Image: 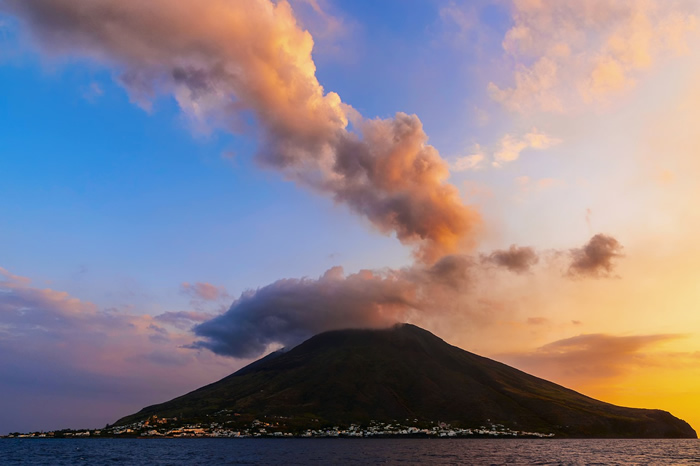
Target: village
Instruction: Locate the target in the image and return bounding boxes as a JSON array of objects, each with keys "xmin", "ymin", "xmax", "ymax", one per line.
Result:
[{"xmin": 3, "ymin": 414, "xmax": 555, "ymax": 439}]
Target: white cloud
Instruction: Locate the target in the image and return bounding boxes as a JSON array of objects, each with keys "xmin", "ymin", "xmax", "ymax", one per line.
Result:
[
  {"xmin": 493, "ymin": 129, "xmax": 561, "ymax": 167},
  {"xmin": 490, "ymin": 0, "xmax": 699, "ymax": 113},
  {"xmin": 452, "ymin": 152, "xmax": 484, "ymax": 172}
]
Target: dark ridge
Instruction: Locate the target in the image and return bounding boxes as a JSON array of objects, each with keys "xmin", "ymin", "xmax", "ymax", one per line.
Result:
[{"xmin": 116, "ymin": 324, "xmax": 696, "ymax": 438}]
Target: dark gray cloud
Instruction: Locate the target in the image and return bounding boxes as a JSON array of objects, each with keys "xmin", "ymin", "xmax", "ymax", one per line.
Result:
[
  {"xmin": 191, "ymin": 267, "xmax": 417, "ymax": 358},
  {"xmin": 192, "ymin": 257, "xmax": 475, "ymax": 358},
  {"xmin": 482, "ymin": 245, "xmax": 539, "ymax": 273},
  {"xmin": 568, "ymin": 233, "xmax": 623, "ymax": 278},
  {"xmin": 191, "ymin": 235, "xmax": 626, "ymax": 360}
]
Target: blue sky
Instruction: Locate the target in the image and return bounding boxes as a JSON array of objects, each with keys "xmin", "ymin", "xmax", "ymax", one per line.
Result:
[
  {"xmin": 1, "ymin": 0, "xmax": 509, "ymax": 315},
  {"xmin": 1, "ymin": 49, "xmax": 403, "ymax": 310},
  {"xmin": 2, "ymin": 0, "xmax": 700, "ymax": 435}
]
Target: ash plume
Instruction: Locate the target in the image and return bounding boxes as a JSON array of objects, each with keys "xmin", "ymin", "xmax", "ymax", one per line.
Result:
[
  {"xmin": 4, "ymin": 0, "xmax": 479, "ymax": 263},
  {"xmin": 568, "ymin": 234, "xmax": 623, "ymax": 278},
  {"xmin": 192, "ymin": 257, "xmax": 474, "ymax": 358},
  {"xmin": 192, "ymin": 234, "xmax": 625, "ymax": 359},
  {"xmin": 482, "ymin": 245, "xmax": 539, "ymax": 273},
  {"xmin": 3, "ymin": 2, "xmax": 631, "ymax": 361}
]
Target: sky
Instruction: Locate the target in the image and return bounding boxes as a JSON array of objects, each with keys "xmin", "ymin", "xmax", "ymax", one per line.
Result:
[{"xmin": 1, "ymin": 0, "xmax": 700, "ymax": 435}]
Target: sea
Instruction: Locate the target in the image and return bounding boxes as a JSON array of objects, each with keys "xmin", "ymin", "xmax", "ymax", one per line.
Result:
[{"xmin": 1, "ymin": 438, "xmax": 698, "ymax": 465}]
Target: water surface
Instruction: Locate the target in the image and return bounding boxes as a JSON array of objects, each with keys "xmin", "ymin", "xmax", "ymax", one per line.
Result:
[{"xmin": 1, "ymin": 438, "xmax": 699, "ymax": 465}]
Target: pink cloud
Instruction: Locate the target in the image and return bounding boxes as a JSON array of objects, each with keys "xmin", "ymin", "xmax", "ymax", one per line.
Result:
[
  {"xmin": 0, "ymin": 267, "xmax": 237, "ymax": 434},
  {"xmin": 180, "ymin": 282, "xmax": 228, "ymax": 301},
  {"xmin": 490, "ymin": 0, "xmax": 699, "ymax": 112}
]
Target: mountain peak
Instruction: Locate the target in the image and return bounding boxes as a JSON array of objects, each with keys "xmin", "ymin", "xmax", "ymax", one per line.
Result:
[{"xmin": 116, "ymin": 324, "xmax": 696, "ymax": 438}]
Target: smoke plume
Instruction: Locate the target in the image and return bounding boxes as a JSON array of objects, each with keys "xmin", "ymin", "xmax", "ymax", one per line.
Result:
[
  {"xmin": 4, "ymin": 0, "xmax": 479, "ymax": 263},
  {"xmin": 192, "ymin": 257, "xmax": 474, "ymax": 358},
  {"xmin": 568, "ymin": 233, "xmax": 623, "ymax": 278},
  {"xmin": 482, "ymin": 245, "xmax": 539, "ymax": 274},
  {"xmin": 3, "ymin": 2, "xmax": 630, "ymax": 360},
  {"xmin": 192, "ymin": 234, "xmax": 623, "ymax": 358}
]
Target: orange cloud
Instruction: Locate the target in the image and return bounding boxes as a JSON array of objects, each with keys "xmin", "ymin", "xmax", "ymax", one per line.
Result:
[
  {"xmin": 460, "ymin": 129, "xmax": 561, "ymax": 171},
  {"xmin": 490, "ymin": 0, "xmax": 699, "ymax": 112},
  {"xmin": 500, "ymin": 333, "xmax": 684, "ymax": 381},
  {"xmin": 5, "ymin": 0, "xmax": 480, "ymax": 263},
  {"xmin": 494, "ymin": 129, "xmax": 561, "ymax": 166}
]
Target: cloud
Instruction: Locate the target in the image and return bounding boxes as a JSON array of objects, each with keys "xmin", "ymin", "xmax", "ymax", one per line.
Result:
[
  {"xmin": 0, "ymin": 266, "xmax": 234, "ymax": 434},
  {"xmin": 81, "ymin": 81, "xmax": 103, "ymax": 102},
  {"xmin": 0, "ymin": 267, "xmax": 209, "ymax": 364},
  {"xmin": 568, "ymin": 233, "xmax": 624, "ymax": 278},
  {"xmin": 452, "ymin": 151, "xmax": 484, "ymax": 172},
  {"xmin": 3, "ymin": 0, "xmax": 480, "ymax": 263},
  {"xmin": 331, "ymin": 113, "xmax": 482, "ymax": 262},
  {"xmin": 288, "ymin": 0, "xmax": 350, "ymax": 57},
  {"xmin": 439, "ymin": 1, "xmax": 478, "ymax": 42},
  {"xmin": 515, "ymin": 176, "xmax": 564, "ymax": 195},
  {"xmin": 526, "ymin": 317, "xmax": 549, "ymax": 325},
  {"xmin": 490, "ymin": 0, "xmax": 699, "ymax": 112},
  {"xmin": 0, "ymin": 266, "xmax": 31, "ymax": 286},
  {"xmin": 438, "ymin": 1, "xmax": 499, "ymax": 52},
  {"xmin": 0, "ymin": 267, "xmax": 99, "ymax": 328},
  {"xmin": 489, "ymin": 57, "xmax": 563, "ymax": 113},
  {"xmin": 500, "ymin": 333, "xmax": 684, "ymax": 381},
  {"xmin": 191, "ymin": 232, "xmax": 624, "ymax": 359},
  {"xmin": 493, "ymin": 129, "xmax": 561, "ymax": 166},
  {"xmin": 482, "ymin": 245, "xmax": 539, "ymax": 274},
  {"xmin": 180, "ymin": 282, "xmax": 228, "ymax": 301},
  {"xmin": 154, "ymin": 310, "xmax": 214, "ymax": 330},
  {"xmin": 459, "ymin": 130, "xmax": 560, "ymax": 171},
  {"xmin": 191, "ymin": 258, "xmax": 475, "ymax": 358}
]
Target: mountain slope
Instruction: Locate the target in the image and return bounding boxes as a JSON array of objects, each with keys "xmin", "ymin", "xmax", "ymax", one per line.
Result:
[{"xmin": 116, "ymin": 324, "xmax": 696, "ymax": 438}]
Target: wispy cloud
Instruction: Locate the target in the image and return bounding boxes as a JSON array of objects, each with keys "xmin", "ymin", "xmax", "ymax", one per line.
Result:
[
  {"xmin": 0, "ymin": 266, "xmax": 234, "ymax": 434},
  {"xmin": 81, "ymin": 81, "xmax": 103, "ymax": 103},
  {"xmin": 500, "ymin": 333, "xmax": 685, "ymax": 382},
  {"xmin": 490, "ymin": 0, "xmax": 699, "ymax": 113},
  {"xmin": 453, "ymin": 130, "xmax": 561, "ymax": 172},
  {"xmin": 452, "ymin": 151, "xmax": 485, "ymax": 172},
  {"xmin": 180, "ymin": 282, "xmax": 228, "ymax": 302},
  {"xmin": 493, "ymin": 129, "xmax": 561, "ymax": 167}
]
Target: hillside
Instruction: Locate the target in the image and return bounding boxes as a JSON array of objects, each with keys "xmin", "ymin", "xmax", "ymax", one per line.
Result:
[{"xmin": 115, "ymin": 324, "xmax": 696, "ymax": 438}]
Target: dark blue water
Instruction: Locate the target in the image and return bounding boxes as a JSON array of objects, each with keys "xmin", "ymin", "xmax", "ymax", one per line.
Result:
[{"xmin": 1, "ymin": 438, "xmax": 698, "ymax": 465}]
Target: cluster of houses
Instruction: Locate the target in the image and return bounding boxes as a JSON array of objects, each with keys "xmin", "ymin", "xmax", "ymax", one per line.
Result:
[
  {"xmin": 3, "ymin": 415, "xmax": 555, "ymax": 439},
  {"xmin": 294, "ymin": 423, "xmax": 553, "ymax": 438}
]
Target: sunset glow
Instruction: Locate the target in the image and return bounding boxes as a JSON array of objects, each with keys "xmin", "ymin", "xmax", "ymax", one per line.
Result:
[{"xmin": 1, "ymin": 0, "xmax": 700, "ymax": 435}]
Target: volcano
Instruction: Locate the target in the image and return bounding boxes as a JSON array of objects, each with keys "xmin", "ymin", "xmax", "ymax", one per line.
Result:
[{"xmin": 116, "ymin": 324, "xmax": 696, "ymax": 438}]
